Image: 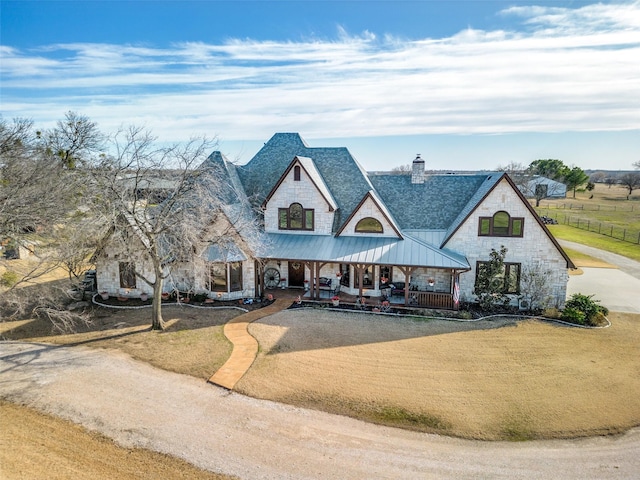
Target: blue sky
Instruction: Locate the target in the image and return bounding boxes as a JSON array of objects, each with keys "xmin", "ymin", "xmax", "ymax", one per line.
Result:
[{"xmin": 1, "ymin": 0, "xmax": 639, "ymax": 171}]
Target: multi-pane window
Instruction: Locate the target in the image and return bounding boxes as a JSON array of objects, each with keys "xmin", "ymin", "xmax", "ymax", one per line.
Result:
[
  {"xmin": 206, "ymin": 262, "xmax": 243, "ymax": 292},
  {"xmin": 355, "ymin": 217, "xmax": 383, "ymax": 233},
  {"xmin": 478, "ymin": 211, "xmax": 524, "ymax": 237},
  {"xmin": 279, "ymin": 203, "xmax": 314, "ymax": 230},
  {"xmin": 355, "ymin": 266, "xmax": 375, "ymax": 288},
  {"xmin": 119, "ymin": 262, "xmax": 136, "ymax": 289},
  {"xmin": 475, "ymin": 261, "xmax": 521, "ymax": 294},
  {"xmin": 207, "ymin": 263, "xmax": 227, "ymax": 292},
  {"xmin": 229, "ymin": 262, "xmax": 243, "ymax": 292}
]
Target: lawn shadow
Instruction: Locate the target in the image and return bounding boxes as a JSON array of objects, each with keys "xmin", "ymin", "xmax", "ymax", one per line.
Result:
[{"xmin": 258, "ymin": 307, "xmax": 520, "ymax": 354}]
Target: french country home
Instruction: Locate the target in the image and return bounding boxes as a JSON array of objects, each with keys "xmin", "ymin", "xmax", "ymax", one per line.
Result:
[{"xmin": 96, "ymin": 133, "xmax": 574, "ymax": 310}]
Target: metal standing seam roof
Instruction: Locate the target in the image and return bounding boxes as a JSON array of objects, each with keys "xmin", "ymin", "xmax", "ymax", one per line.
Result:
[{"xmin": 260, "ymin": 233, "xmax": 470, "ymax": 269}]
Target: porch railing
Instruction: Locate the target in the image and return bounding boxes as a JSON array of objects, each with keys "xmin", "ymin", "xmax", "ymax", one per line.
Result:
[{"xmin": 411, "ymin": 291, "xmax": 455, "ymax": 310}]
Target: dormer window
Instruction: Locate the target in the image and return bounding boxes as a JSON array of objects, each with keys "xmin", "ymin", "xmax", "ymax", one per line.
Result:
[
  {"xmin": 294, "ymin": 165, "xmax": 301, "ymax": 181},
  {"xmin": 279, "ymin": 203, "xmax": 314, "ymax": 230},
  {"xmin": 478, "ymin": 211, "xmax": 524, "ymax": 237},
  {"xmin": 355, "ymin": 217, "xmax": 383, "ymax": 233}
]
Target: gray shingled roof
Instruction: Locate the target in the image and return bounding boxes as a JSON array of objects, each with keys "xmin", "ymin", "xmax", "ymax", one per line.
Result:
[
  {"xmin": 295, "ymin": 156, "xmax": 338, "ymax": 211},
  {"xmin": 201, "ymin": 151, "xmax": 249, "ymax": 206},
  {"xmin": 237, "ymin": 133, "xmax": 373, "ymax": 231},
  {"xmin": 441, "ymin": 173, "xmax": 504, "ymax": 246},
  {"xmin": 368, "ymin": 173, "xmax": 494, "ymax": 230}
]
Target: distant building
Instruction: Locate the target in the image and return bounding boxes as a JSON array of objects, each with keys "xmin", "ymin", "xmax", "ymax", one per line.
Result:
[{"xmin": 520, "ymin": 176, "xmax": 567, "ymax": 200}]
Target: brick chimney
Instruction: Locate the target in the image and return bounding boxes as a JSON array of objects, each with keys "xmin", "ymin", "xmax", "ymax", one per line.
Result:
[{"xmin": 411, "ymin": 154, "xmax": 425, "ymax": 184}]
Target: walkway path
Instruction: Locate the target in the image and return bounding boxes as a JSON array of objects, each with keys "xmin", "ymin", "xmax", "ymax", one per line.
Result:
[{"xmin": 208, "ymin": 298, "xmax": 290, "ymax": 389}]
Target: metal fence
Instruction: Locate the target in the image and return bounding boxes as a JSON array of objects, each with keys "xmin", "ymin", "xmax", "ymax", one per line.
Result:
[
  {"xmin": 539, "ymin": 209, "xmax": 640, "ymax": 245},
  {"xmin": 540, "ymin": 202, "xmax": 636, "ymax": 212}
]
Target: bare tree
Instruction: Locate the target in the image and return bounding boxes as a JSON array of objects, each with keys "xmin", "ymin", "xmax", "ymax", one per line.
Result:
[
  {"xmin": 496, "ymin": 162, "xmax": 533, "ymax": 194},
  {"xmin": 44, "ymin": 111, "xmax": 105, "ymax": 169},
  {"xmin": 1, "ymin": 114, "xmax": 105, "ymax": 332},
  {"xmin": 88, "ymin": 126, "xmax": 260, "ymax": 330},
  {"xmin": 0, "ymin": 117, "xmax": 73, "ymax": 238},
  {"xmin": 589, "ymin": 171, "xmax": 606, "ymax": 183},
  {"xmin": 604, "ymin": 175, "xmax": 619, "ymax": 189},
  {"xmin": 390, "ymin": 164, "xmax": 411, "ymax": 174},
  {"xmin": 518, "ymin": 262, "xmax": 554, "ymax": 312},
  {"xmin": 618, "ymin": 172, "xmax": 640, "ymax": 199}
]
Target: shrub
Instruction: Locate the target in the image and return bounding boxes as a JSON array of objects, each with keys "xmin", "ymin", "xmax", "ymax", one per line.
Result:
[
  {"xmin": 560, "ymin": 306, "xmax": 586, "ymax": 325},
  {"xmin": 0, "ymin": 270, "xmax": 19, "ymax": 288},
  {"xmin": 561, "ymin": 293, "xmax": 608, "ymax": 326}
]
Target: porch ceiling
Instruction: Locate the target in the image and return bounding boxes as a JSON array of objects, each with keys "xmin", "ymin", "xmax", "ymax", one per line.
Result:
[{"xmin": 260, "ymin": 233, "xmax": 469, "ymax": 269}]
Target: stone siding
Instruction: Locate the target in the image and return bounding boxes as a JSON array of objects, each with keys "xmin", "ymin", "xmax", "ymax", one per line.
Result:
[
  {"xmin": 264, "ymin": 164, "xmax": 335, "ymax": 235},
  {"xmin": 445, "ymin": 179, "xmax": 569, "ymax": 307},
  {"xmin": 339, "ymin": 196, "xmax": 400, "ymax": 238}
]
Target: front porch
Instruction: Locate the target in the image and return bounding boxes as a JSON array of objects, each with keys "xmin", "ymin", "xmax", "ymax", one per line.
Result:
[{"xmin": 259, "ymin": 286, "xmax": 457, "ymax": 314}]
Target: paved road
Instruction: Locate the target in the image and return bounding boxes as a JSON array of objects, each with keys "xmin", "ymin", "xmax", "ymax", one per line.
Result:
[
  {"xmin": 1, "ymin": 342, "xmax": 639, "ymax": 480},
  {"xmin": 560, "ymin": 240, "xmax": 640, "ymax": 313}
]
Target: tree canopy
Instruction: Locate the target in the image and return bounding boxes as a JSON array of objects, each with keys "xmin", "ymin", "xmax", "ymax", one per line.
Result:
[{"xmin": 528, "ymin": 158, "xmax": 588, "ymax": 199}]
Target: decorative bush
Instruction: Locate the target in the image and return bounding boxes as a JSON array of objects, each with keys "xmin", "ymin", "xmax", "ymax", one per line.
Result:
[{"xmin": 561, "ymin": 293, "xmax": 609, "ymax": 326}]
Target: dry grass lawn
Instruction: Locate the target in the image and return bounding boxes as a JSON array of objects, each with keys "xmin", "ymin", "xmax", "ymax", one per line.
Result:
[
  {"xmin": 0, "ymin": 305, "xmax": 238, "ymax": 380},
  {"xmin": 0, "ymin": 400, "xmax": 235, "ymax": 480},
  {"xmin": 239, "ymin": 309, "xmax": 640, "ymax": 440}
]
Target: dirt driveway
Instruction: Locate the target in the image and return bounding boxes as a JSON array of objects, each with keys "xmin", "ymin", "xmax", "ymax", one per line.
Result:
[{"xmin": 2, "ymin": 341, "xmax": 639, "ymax": 480}]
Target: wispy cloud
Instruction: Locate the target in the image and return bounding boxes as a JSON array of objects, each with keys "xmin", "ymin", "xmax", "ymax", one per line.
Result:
[{"xmin": 1, "ymin": 2, "xmax": 639, "ymax": 143}]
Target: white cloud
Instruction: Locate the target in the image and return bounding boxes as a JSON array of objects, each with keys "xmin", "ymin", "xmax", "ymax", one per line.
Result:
[{"xmin": 1, "ymin": 1, "xmax": 639, "ymax": 144}]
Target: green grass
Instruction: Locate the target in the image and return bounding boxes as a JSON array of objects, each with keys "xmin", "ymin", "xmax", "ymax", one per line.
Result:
[
  {"xmin": 547, "ymin": 225, "xmax": 640, "ymax": 262},
  {"xmin": 533, "ymin": 184, "xmax": 640, "ymax": 261}
]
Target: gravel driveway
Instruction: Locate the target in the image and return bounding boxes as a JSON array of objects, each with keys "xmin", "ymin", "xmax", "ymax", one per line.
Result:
[{"xmin": 2, "ymin": 341, "xmax": 639, "ymax": 480}]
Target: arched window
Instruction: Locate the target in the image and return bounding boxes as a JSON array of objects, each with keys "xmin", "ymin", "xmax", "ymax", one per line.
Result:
[
  {"xmin": 355, "ymin": 217, "xmax": 383, "ymax": 233},
  {"xmin": 293, "ymin": 165, "xmax": 301, "ymax": 181},
  {"xmin": 278, "ymin": 203, "xmax": 314, "ymax": 230},
  {"xmin": 478, "ymin": 211, "xmax": 524, "ymax": 237}
]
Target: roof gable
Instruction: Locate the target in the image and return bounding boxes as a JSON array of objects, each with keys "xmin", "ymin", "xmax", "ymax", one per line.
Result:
[
  {"xmin": 335, "ymin": 190, "xmax": 403, "ymax": 238},
  {"xmin": 239, "ymin": 133, "xmax": 373, "ymax": 232},
  {"xmin": 441, "ymin": 173, "xmax": 575, "ymax": 268},
  {"xmin": 261, "ymin": 156, "xmax": 338, "ymax": 211}
]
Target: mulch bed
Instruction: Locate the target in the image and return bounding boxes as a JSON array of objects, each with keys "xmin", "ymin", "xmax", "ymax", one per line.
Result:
[{"xmin": 94, "ymin": 295, "xmax": 275, "ymax": 311}]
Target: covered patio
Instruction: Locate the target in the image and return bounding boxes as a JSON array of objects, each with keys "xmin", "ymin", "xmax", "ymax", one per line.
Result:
[{"xmin": 256, "ymin": 233, "xmax": 469, "ymax": 310}]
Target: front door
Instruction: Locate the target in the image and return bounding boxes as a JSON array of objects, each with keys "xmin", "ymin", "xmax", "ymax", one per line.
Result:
[{"xmin": 288, "ymin": 261, "xmax": 305, "ymax": 287}]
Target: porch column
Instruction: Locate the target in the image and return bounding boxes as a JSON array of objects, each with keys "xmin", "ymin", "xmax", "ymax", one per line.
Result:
[
  {"xmin": 353, "ymin": 264, "xmax": 365, "ymax": 299},
  {"xmin": 255, "ymin": 260, "xmax": 263, "ymax": 298},
  {"xmin": 396, "ymin": 266, "xmax": 415, "ymax": 306},
  {"xmin": 308, "ymin": 261, "xmax": 317, "ymax": 300}
]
